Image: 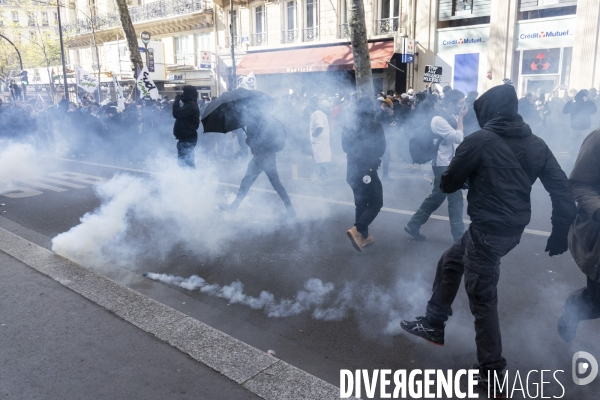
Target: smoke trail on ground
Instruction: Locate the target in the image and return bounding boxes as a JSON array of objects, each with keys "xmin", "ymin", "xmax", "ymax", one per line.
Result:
[{"xmin": 144, "ymin": 272, "xmax": 429, "ymax": 334}]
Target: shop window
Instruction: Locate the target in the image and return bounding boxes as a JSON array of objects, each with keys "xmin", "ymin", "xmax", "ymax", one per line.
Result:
[
  {"xmin": 521, "ymin": 48, "xmax": 561, "ymax": 76},
  {"xmin": 518, "ymin": 6, "xmax": 577, "ymax": 21},
  {"xmin": 454, "ymin": 0, "xmax": 473, "ymax": 16}
]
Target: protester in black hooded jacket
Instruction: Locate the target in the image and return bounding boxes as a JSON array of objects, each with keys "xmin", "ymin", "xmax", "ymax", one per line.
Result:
[
  {"xmin": 563, "ymin": 89, "xmax": 597, "ymax": 170},
  {"xmin": 172, "ymin": 85, "xmax": 200, "ymax": 168},
  {"xmin": 343, "ymin": 97, "xmax": 386, "ymax": 251},
  {"xmin": 401, "ymin": 84, "xmax": 576, "ymax": 397}
]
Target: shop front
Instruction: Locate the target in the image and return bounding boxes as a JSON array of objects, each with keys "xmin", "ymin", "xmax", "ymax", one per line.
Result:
[
  {"xmin": 513, "ymin": 15, "xmax": 575, "ymax": 97},
  {"xmin": 236, "ymin": 41, "xmax": 396, "ymax": 96},
  {"xmin": 434, "ymin": 25, "xmax": 490, "ymax": 95}
]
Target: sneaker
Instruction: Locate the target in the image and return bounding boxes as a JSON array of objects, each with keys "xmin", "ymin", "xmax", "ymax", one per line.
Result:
[
  {"xmin": 557, "ymin": 312, "xmax": 578, "ymax": 343},
  {"xmin": 404, "ymin": 225, "xmax": 426, "ymax": 241},
  {"xmin": 347, "ymin": 226, "xmax": 365, "ymax": 252},
  {"xmin": 362, "ymin": 235, "xmax": 375, "ymax": 247},
  {"xmin": 218, "ymin": 202, "xmax": 238, "ymax": 213},
  {"xmin": 400, "ymin": 316, "xmax": 444, "ymax": 346},
  {"xmin": 472, "ymin": 364, "xmax": 508, "ymax": 399}
]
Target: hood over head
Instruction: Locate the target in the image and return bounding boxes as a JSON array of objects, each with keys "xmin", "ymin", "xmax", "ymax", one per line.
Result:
[
  {"xmin": 575, "ymin": 89, "xmax": 589, "ymax": 102},
  {"xmin": 473, "ymin": 84, "xmax": 531, "ymax": 138},
  {"xmin": 181, "ymin": 85, "xmax": 198, "ymax": 103}
]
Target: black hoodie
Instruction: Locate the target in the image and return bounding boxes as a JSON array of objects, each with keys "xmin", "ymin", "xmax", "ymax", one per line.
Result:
[
  {"xmin": 172, "ymin": 86, "xmax": 200, "ymax": 141},
  {"xmin": 440, "ymin": 85, "xmax": 576, "ymax": 237}
]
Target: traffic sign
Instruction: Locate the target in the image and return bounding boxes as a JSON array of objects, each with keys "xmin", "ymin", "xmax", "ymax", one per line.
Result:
[{"xmin": 141, "ymin": 31, "xmax": 151, "ymax": 45}]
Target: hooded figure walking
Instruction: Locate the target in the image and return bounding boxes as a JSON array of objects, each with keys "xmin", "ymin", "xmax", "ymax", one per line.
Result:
[
  {"xmin": 172, "ymin": 86, "xmax": 200, "ymax": 168},
  {"xmin": 400, "ymin": 85, "xmax": 576, "ymax": 397},
  {"xmin": 343, "ymin": 97, "xmax": 386, "ymax": 252},
  {"xmin": 563, "ymin": 89, "xmax": 597, "ymax": 170},
  {"xmin": 558, "ymin": 129, "xmax": 600, "ymax": 342}
]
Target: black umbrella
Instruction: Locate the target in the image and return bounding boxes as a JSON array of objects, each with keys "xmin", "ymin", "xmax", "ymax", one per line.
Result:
[{"xmin": 201, "ymin": 88, "xmax": 274, "ymax": 134}]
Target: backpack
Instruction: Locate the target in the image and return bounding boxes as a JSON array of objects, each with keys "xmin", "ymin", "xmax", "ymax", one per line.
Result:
[{"xmin": 409, "ymin": 114, "xmax": 441, "ymax": 164}]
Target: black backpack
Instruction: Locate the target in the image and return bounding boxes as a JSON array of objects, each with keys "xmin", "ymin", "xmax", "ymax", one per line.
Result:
[{"xmin": 409, "ymin": 114, "xmax": 441, "ymax": 164}]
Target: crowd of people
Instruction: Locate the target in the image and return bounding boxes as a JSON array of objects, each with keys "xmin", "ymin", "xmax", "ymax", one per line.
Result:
[{"xmin": 2, "ymin": 81, "xmax": 600, "ymax": 398}]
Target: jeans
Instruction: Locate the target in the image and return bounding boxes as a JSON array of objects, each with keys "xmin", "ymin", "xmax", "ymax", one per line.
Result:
[
  {"xmin": 426, "ymin": 226, "xmax": 521, "ymax": 373},
  {"xmin": 407, "ymin": 166, "xmax": 465, "ymax": 242},
  {"xmin": 348, "ymin": 166, "xmax": 383, "ymax": 238},
  {"xmin": 177, "ymin": 140, "xmax": 197, "ymax": 168},
  {"xmin": 232, "ymin": 152, "xmax": 293, "ymax": 210}
]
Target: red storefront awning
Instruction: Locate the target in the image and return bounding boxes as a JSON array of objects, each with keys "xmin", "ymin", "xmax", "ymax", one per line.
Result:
[{"xmin": 237, "ymin": 41, "xmax": 394, "ymax": 75}]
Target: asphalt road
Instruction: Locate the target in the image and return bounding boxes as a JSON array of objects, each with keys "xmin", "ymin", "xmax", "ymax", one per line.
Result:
[{"xmin": 2, "ymin": 152, "xmax": 599, "ymax": 399}]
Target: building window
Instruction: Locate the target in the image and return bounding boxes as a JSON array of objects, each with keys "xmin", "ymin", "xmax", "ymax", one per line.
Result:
[
  {"xmin": 286, "ymin": 1, "xmax": 296, "ymax": 31},
  {"xmin": 30, "ymin": 31, "xmax": 36, "ymax": 40},
  {"xmin": 12, "ymin": 11, "xmax": 19, "ymax": 23},
  {"xmin": 174, "ymin": 35, "xmax": 194, "ymax": 65},
  {"xmin": 255, "ymin": 5, "xmax": 265, "ymax": 34},
  {"xmin": 304, "ymin": 0, "xmax": 318, "ymax": 41},
  {"xmin": 454, "ymin": 0, "xmax": 473, "ymax": 14},
  {"xmin": 53, "ymin": 12, "xmax": 58, "ymax": 25},
  {"xmin": 28, "ymin": 14, "xmax": 36, "ymax": 26},
  {"xmin": 377, "ymin": 0, "xmax": 399, "ymax": 34},
  {"xmin": 41, "ymin": 12, "xmax": 48, "ymax": 26}
]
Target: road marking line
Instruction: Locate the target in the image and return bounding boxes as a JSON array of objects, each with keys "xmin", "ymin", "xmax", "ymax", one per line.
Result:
[
  {"xmin": 48, "ymin": 157, "xmax": 552, "ymax": 238},
  {"xmin": 17, "ymin": 180, "xmax": 67, "ymax": 192},
  {"xmin": 38, "ymin": 177, "xmax": 87, "ymax": 189}
]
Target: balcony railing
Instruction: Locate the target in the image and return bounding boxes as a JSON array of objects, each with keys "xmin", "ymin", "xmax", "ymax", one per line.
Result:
[
  {"xmin": 252, "ymin": 32, "xmax": 267, "ymax": 46},
  {"xmin": 282, "ymin": 29, "xmax": 298, "ymax": 44},
  {"xmin": 339, "ymin": 23, "xmax": 350, "ymax": 39},
  {"xmin": 376, "ymin": 17, "xmax": 398, "ymax": 35},
  {"xmin": 227, "ymin": 35, "xmax": 241, "ymax": 49},
  {"xmin": 302, "ymin": 27, "xmax": 318, "ymax": 42},
  {"xmin": 61, "ymin": 0, "xmax": 211, "ymax": 35}
]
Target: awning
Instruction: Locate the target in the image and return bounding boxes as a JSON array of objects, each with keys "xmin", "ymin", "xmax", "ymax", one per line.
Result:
[{"xmin": 237, "ymin": 41, "xmax": 394, "ymax": 75}]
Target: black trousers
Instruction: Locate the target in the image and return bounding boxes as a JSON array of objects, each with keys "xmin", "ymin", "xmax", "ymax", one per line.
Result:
[
  {"xmin": 347, "ymin": 166, "xmax": 383, "ymax": 238},
  {"xmin": 177, "ymin": 139, "xmax": 197, "ymax": 168},
  {"xmin": 563, "ymin": 277, "xmax": 600, "ymax": 322},
  {"xmin": 426, "ymin": 226, "xmax": 521, "ymax": 373},
  {"xmin": 232, "ymin": 152, "xmax": 293, "ymax": 209}
]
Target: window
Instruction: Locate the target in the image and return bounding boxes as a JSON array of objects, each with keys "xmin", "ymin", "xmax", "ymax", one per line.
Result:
[
  {"xmin": 196, "ymin": 32, "xmax": 210, "ymax": 53},
  {"xmin": 255, "ymin": 5, "xmax": 265, "ymax": 34},
  {"xmin": 174, "ymin": 35, "xmax": 194, "ymax": 64},
  {"xmin": 286, "ymin": 1, "xmax": 296, "ymax": 31},
  {"xmin": 41, "ymin": 12, "xmax": 48, "ymax": 26},
  {"xmin": 306, "ymin": 0, "xmax": 317, "ymax": 29},
  {"xmin": 53, "ymin": 12, "xmax": 58, "ymax": 25},
  {"xmin": 30, "ymin": 31, "xmax": 36, "ymax": 40},
  {"xmin": 380, "ymin": 0, "xmax": 399, "ymax": 20},
  {"xmin": 454, "ymin": 0, "xmax": 473, "ymax": 15},
  {"xmin": 28, "ymin": 14, "xmax": 35, "ymax": 26},
  {"xmin": 12, "ymin": 11, "xmax": 19, "ymax": 23}
]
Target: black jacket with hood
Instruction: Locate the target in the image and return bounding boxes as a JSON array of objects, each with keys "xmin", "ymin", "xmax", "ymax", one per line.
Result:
[
  {"xmin": 440, "ymin": 84, "xmax": 576, "ymax": 237},
  {"xmin": 342, "ymin": 97, "xmax": 386, "ymax": 172},
  {"xmin": 172, "ymin": 86, "xmax": 200, "ymax": 141},
  {"xmin": 562, "ymin": 89, "xmax": 597, "ymax": 131}
]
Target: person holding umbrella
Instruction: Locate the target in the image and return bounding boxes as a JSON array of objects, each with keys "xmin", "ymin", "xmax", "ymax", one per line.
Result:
[
  {"xmin": 172, "ymin": 86, "xmax": 200, "ymax": 168},
  {"xmin": 203, "ymin": 88, "xmax": 296, "ymax": 217}
]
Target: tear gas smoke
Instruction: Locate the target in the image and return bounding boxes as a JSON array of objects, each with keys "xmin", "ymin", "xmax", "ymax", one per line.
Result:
[
  {"xmin": 144, "ymin": 272, "xmax": 429, "ymax": 334},
  {"xmin": 0, "ymin": 142, "xmax": 45, "ymax": 194}
]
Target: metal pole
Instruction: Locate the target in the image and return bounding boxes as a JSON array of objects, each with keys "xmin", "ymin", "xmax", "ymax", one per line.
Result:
[
  {"xmin": 56, "ymin": 0, "xmax": 69, "ymax": 101},
  {"xmin": 229, "ymin": 0, "xmax": 236, "ymax": 91}
]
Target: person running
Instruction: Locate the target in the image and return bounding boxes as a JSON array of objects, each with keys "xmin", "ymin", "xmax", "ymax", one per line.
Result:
[
  {"xmin": 343, "ymin": 97, "xmax": 386, "ymax": 252},
  {"xmin": 404, "ymin": 90, "xmax": 467, "ymax": 243},
  {"xmin": 400, "ymin": 85, "xmax": 576, "ymax": 398},
  {"xmin": 172, "ymin": 86, "xmax": 200, "ymax": 168}
]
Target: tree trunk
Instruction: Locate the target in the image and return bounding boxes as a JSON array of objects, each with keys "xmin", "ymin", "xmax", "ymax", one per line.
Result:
[
  {"xmin": 348, "ymin": 0, "xmax": 373, "ymax": 97},
  {"xmin": 114, "ymin": 0, "xmax": 143, "ymax": 75}
]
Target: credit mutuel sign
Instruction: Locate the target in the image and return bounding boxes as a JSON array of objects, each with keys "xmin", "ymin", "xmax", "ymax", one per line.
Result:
[{"xmin": 515, "ymin": 16, "xmax": 575, "ymax": 50}]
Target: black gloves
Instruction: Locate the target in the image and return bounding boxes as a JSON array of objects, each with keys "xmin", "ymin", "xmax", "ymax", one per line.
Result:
[
  {"xmin": 545, "ymin": 225, "xmax": 570, "ymax": 256},
  {"xmin": 174, "ymin": 94, "xmax": 181, "ymax": 103}
]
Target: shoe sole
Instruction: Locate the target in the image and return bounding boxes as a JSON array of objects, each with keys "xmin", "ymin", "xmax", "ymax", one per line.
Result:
[
  {"xmin": 347, "ymin": 230, "xmax": 363, "ymax": 252},
  {"xmin": 404, "ymin": 226, "xmax": 426, "ymax": 241},
  {"xmin": 400, "ymin": 322, "xmax": 444, "ymax": 346}
]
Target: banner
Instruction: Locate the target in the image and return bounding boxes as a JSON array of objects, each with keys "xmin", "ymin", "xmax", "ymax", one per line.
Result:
[
  {"xmin": 111, "ymin": 71, "xmax": 125, "ymax": 112},
  {"xmin": 136, "ymin": 66, "xmax": 159, "ymax": 100},
  {"xmin": 76, "ymin": 66, "xmax": 99, "ymax": 93}
]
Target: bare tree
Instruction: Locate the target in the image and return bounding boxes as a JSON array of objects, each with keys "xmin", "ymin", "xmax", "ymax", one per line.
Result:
[
  {"xmin": 114, "ymin": 0, "xmax": 143, "ymax": 74},
  {"xmin": 348, "ymin": 0, "xmax": 373, "ymax": 97}
]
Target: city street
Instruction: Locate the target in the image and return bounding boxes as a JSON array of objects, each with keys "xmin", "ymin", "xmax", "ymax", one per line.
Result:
[{"xmin": 1, "ymin": 153, "xmax": 598, "ymax": 399}]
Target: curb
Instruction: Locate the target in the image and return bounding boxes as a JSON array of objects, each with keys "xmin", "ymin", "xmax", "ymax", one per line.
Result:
[{"xmin": 0, "ymin": 227, "xmax": 345, "ymax": 399}]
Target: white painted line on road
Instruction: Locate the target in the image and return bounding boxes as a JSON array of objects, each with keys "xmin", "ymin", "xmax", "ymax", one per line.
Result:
[
  {"xmin": 38, "ymin": 177, "xmax": 88, "ymax": 189},
  {"xmin": 0, "ymin": 226, "xmax": 345, "ymax": 400},
  {"xmin": 48, "ymin": 157, "xmax": 552, "ymax": 238},
  {"xmin": 18, "ymin": 181, "xmax": 67, "ymax": 192}
]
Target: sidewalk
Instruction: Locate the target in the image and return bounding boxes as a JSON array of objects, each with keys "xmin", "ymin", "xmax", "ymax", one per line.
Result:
[
  {"xmin": 0, "ymin": 250, "xmax": 260, "ymax": 399},
  {"xmin": 0, "ymin": 227, "xmax": 342, "ymax": 399}
]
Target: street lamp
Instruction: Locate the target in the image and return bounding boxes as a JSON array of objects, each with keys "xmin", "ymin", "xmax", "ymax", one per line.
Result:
[{"xmin": 56, "ymin": 0, "xmax": 69, "ymax": 100}]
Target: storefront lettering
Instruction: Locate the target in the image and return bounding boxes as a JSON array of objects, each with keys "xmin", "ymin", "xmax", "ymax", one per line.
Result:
[
  {"xmin": 519, "ymin": 30, "xmax": 571, "ymax": 40},
  {"xmin": 286, "ymin": 66, "xmax": 313, "ymax": 72},
  {"xmin": 441, "ymin": 37, "xmax": 483, "ymax": 46}
]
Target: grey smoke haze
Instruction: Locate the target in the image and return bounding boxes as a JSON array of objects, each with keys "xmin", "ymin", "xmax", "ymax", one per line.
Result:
[{"xmin": 0, "ymin": 142, "xmax": 45, "ymax": 193}]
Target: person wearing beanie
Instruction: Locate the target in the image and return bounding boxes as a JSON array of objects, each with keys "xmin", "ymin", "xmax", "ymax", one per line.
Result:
[{"xmin": 401, "ymin": 84, "xmax": 576, "ymax": 397}]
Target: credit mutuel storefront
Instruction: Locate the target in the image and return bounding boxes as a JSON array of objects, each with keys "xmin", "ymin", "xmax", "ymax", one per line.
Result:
[
  {"xmin": 434, "ymin": 25, "xmax": 490, "ymax": 95},
  {"xmin": 513, "ymin": 15, "xmax": 576, "ymax": 97}
]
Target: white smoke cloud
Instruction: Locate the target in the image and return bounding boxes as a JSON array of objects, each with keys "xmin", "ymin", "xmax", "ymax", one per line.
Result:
[{"xmin": 0, "ymin": 142, "xmax": 45, "ymax": 194}]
